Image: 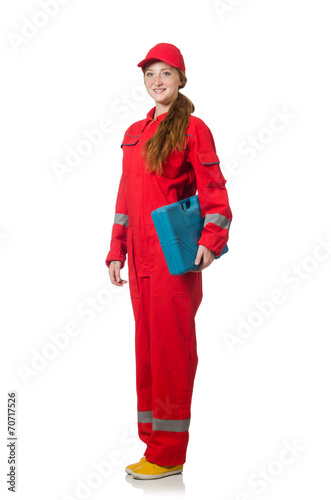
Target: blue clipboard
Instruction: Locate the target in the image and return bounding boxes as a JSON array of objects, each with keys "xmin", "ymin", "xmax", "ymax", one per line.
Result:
[{"xmin": 151, "ymin": 194, "xmax": 229, "ymax": 275}]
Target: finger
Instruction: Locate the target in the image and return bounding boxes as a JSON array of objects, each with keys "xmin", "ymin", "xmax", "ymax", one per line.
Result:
[
  {"xmin": 109, "ymin": 265, "xmax": 121, "ymax": 286},
  {"xmin": 194, "ymin": 248, "xmax": 203, "ymax": 266},
  {"xmin": 115, "ymin": 266, "xmax": 121, "ymax": 283},
  {"xmin": 108, "ymin": 266, "xmax": 117, "ymax": 285},
  {"xmin": 115, "ymin": 266, "xmax": 128, "ymax": 285}
]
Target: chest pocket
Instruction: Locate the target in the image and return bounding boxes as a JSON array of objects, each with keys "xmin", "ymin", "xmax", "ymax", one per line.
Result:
[{"xmin": 121, "ymin": 133, "xmax": 142, "ymax": 177}]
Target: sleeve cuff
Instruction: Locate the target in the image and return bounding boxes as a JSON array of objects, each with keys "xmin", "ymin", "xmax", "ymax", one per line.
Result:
[{"xmin": 105, "ymin": 253, "xmax": 126, "ymax": 269}]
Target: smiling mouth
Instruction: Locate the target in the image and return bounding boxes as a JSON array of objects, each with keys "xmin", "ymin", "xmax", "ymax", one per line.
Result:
[{"xmin": 154, "ymin": 89, "xmax": 166, "ymax": 93}]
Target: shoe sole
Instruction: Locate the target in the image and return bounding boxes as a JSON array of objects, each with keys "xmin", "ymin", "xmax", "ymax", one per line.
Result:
[{"xmin": 132, "ymin": 468, "xmax": 183, "ymax": 480}]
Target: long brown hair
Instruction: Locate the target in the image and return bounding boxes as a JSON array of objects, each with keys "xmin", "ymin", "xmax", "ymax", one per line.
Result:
[{"xmin": 142, "ymin": 67, "xmax": 195, "ymax": 175}]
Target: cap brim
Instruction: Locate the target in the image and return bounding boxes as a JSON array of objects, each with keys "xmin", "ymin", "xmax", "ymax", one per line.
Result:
[{"xmin": 137, "ymin": 57, "xmax": 176, "ymax": 69}]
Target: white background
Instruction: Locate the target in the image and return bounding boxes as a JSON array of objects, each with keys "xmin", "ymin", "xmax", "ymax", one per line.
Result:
[{"xmin": 1, "ymin": 0, "xmax": 330, "ymax": 499}]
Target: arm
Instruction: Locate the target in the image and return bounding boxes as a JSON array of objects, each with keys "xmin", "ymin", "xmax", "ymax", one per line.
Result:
[
  {"xmin": 105, "ymin": 171, "xmax": 128, "ymax": 269},
  {"xmin": 188, "ymin": 123, "xmax": 232, "ymax": 258}
]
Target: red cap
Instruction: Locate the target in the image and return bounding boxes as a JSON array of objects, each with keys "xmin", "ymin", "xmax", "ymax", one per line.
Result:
[{"xmin": 137, "ymin": 43, "xmax": 186, "ymax": 74}]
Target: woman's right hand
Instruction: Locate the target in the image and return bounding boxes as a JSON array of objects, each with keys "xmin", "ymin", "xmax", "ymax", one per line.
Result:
[{"xmin": 108, "ymin": 261, "xmax": 128, "ymax": 287}]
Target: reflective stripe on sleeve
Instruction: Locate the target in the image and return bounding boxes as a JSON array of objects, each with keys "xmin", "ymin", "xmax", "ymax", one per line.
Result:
[
  {"xmin": 153, "ymin": 418, "xmax": 191, "ymax": 432},
  {"xmin": 114, "ymin": 213, "xmax": 129, "ymax": 227},
  {"xmin": 204, "ymin": 213, "xmax": 231, "ymax": 230},
  {"xmin": 137, "ymin": 411, "xmax": 153, "ymax": 423}
]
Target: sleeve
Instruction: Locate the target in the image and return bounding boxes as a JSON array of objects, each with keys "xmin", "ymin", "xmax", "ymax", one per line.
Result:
[
  {"xmin": 105, "ymin": 171, "xmax": 128, "ymax": 269},
  {"xmin": 187, "ymin": 124, "xmax": 232, "ymax": 258}
]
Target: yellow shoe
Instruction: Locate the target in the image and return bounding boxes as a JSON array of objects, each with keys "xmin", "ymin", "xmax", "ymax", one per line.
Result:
[
  {"xmin": 131, "ymin": 460, "xmax": 183, "ymax": 480},
  {"xmin": 125, "ymin": 456, "xmax": 146, "ymax": 475}
]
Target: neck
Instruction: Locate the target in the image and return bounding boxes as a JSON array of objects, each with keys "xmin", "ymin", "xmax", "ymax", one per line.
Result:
[
  {"xmin": 154, "ymin": 92, "xmax": 180, "ymax": 118},
  {"xmin": 154, "ymin": 104, "xmax": 170, "ymax": 119}
]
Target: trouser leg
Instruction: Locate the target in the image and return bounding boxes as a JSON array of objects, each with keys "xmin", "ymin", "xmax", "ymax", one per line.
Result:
[
  {"xmin": 145, "ymin": 292, "xmax": 202, "ymax": 466},
  {"xmin": 132, "ymin": 276, "xmax": 153, "ymax": 445}
]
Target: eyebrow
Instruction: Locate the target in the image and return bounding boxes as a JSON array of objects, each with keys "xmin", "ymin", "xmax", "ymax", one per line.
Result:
[{"xmin": 145, "ymin": 67, "xmax": 172, "ymax": 71}]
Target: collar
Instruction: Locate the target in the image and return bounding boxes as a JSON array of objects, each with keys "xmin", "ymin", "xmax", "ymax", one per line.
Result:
[{"xmin": 140, "ymin": 106, "xmax": 168, "ymax": 133}]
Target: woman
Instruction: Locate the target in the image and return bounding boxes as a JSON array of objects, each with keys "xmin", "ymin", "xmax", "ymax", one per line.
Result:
[{"xmin": 105, "ymin": 43, "xmax": 232, "ymax": 480}]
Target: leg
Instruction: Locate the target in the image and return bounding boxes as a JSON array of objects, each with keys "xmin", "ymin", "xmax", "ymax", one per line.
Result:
[
  {"xmin": 145, "ymin": 279, "xmax": 202, "ymax": 466},
  {"xmin": 131, "ymin": 276, "xmax": 153, "ymax": 445}
]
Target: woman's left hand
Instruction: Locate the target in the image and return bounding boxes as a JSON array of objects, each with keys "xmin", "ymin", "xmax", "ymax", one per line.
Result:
[{"xmin": 191, "ymin": 245, "xmax": 215, "ymax": 272}]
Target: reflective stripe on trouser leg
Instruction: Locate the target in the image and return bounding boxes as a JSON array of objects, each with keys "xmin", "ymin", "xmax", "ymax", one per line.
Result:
[
  {"xmin": 153, "ymin": 418, "xmax": 191, "ymax": 432},
  {"xmin": 138, "ymin": 412, "xmax": 190, "ymax": 430},
  {"xmin": 137, "ymin": 411, "xmax": 153, "ymax": 423}
]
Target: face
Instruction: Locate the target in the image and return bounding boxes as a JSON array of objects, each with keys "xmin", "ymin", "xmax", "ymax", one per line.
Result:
[{"xmin": 144, "ymin": 60, "xmax": 182, "ymax": 108}]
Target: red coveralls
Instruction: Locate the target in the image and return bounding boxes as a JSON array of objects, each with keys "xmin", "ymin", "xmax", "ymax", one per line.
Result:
[{"xmin": 105, "ymin": 106, "xmax": 232, "ymax": 466}]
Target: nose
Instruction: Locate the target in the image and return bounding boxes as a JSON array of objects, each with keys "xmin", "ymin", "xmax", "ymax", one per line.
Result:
[{"xmin": 154, "ymin": 75, "xmax": 163, "ymax": 86}]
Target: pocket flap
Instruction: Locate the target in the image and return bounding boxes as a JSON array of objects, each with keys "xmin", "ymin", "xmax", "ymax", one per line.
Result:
[
  {"xmin": 197, "ymin": 151, "xmax": 220, "ymax": 165},
  {"xmin": 121, "ymin": 134, "xmax": 141, "ymax": 148}
]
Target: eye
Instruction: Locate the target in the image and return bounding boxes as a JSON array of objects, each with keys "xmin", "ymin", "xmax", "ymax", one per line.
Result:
[
  {"xmin": 163, "ymin": 71, "xmax": 171, "ymax": 76},
  {"xmin": 146, "ymin": 72, "xmax": 153, "ymax": 77}
]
